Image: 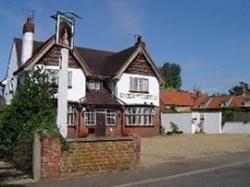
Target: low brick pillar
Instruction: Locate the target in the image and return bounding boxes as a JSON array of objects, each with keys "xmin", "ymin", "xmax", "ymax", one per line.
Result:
[
  {"xmin": 40, "ymin": 135, "xmax": 140, "ymax": 179},
  {"xmin": 40, "ymin": 135, "xmax": 61, "ymax": 179}
]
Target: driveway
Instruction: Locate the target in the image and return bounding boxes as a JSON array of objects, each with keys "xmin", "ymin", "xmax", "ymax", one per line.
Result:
[{"xmin": 140, "ymin": 134, "xmax": 250, "ymax": 167}]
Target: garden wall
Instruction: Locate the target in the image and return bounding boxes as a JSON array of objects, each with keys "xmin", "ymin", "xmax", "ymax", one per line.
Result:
[
  {"xmin": 223, "ymin": 122, "xmax": 250, "ymax": 134},
  {"xmin": 36, "ymin": 135, "xmax": 140, "ymax": 180}
]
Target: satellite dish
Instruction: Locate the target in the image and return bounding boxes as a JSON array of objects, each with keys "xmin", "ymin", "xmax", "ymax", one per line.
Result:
[{"xmin": 33, "ymin": 64, "xmax": 45, "ymax": 73}]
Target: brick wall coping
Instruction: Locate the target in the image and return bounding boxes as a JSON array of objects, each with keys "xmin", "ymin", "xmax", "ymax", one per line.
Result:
[{"xmin": 65, "ymin": 136, "xmax": 138, "ymax": 143}]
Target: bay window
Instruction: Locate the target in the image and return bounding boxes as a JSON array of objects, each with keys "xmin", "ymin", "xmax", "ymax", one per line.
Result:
[{"xmin": 126, "ymin": 107, "xmax": 154, "ymax": 126}]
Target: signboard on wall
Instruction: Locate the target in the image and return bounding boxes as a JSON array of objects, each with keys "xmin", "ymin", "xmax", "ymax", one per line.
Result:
[{"xmin": 55, "ymin": 13, "xmax": 74, "ymax": 49}]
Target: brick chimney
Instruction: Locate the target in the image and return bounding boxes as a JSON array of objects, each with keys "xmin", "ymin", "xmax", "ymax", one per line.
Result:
[{"xmin": 21, "ymin": 17, "xmax": 34, "ymax": 64}]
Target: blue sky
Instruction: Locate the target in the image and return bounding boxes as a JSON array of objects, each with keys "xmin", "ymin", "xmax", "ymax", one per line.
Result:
[{"xmin": 0, "ymin": 0, "xmax": 250, "ymax": 94}]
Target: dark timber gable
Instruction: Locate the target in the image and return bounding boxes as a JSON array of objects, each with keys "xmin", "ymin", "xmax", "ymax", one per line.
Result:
[
  {"xmin": 125, "ymin": 53, "xmax": 155, "ymax": 76},
  {"xmin": 40, "ymin": 46, "xmax": 80, "ymax": 68}
]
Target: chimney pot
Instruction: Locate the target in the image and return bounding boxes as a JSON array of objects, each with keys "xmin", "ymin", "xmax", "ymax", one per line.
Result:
[{"xmin": 23, "ymin": 17, "xmax": 34, "ymax": 34}]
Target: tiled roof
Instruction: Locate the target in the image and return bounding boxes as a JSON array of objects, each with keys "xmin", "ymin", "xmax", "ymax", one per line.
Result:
[
  {"xmin": 160, "ymin": 89, "xmax": 208, "ymax": 108},
  {"xmin": 13, "ymin": 38, "xmax": 44, "ymax": 67},
  {"xmin": 13, "ymin": 37, "xmax": 139, "ymax": 78},
  {"xmin": 205, "ymin": 95, "xmax": 250, "ymax": 109},
  {"xmin": 81, "ymin": 84, "xmax": 121, "ymax": 106}
]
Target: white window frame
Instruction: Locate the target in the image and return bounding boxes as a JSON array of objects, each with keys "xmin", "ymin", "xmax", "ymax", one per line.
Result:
[
  {"xmin": 85, "ymin": 109, "xmax": 96, "ymax": 126},
  {"xmin": 45, "ymin": 69, "xmax": 72, "ymax": 88},
  {"xmin": 67, "ymin": 104, "xmax": 76, "ymax": 126},
  {"xmin": 106, "ymin": 109, "xmax": 116, "ymax": 126},
  {"xmin": 87, "ymin": 80, "xmax": 101, "ymax": 91},
  {"xmin": 85, "ymin": 109, "xmax": 116, "ymax": 126},
  {"xmin": 129, "ymin": 77, "xmax": 148, "ymax": 92},
  {"xmin": 125, "ymin": 107, "xmax": 154, "ymax": 126}
]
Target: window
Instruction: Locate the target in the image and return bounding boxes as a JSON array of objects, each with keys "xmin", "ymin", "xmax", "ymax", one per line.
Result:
[
  {"xmin": 125, "ymin": 107, "xmax": 154, "ymax": 126},
  {"xmin": 67, "ymin": 104, "xmax": 76, "ymax": 126},
  {"xmin": 45, "ymin": 69, "xmax": 72, "ymax": 88},
  {"xmin": 106, "ymin": 109, "xmax": 116, "ymax": 125},
  {"xmin": 87, "ymin": 80, "xmax": 101, "ymax": 91},
  {"xmin": 85, "ymin": 109, "xmax": 96, "ymax": 125},
  {"xmin": 68, "ymin": 71, "xmax": 72, "ymax": 88},
  {"xmin": 85, "ymin": 109, "xmax": 116, "ymax": 126},
  {"xmin": 129, "ymin": 77, "xmax": 148, "ymax": 92},
  {"xmin": 46, "ymin": 69, "xmax": 59, "ymax": 85},
  {"xmin": 9, "ymin": 77, "xmax": 14, "ymax": 94},
  {"xmin": 220, "ymin": 101, "xmax": 227, "ymax": 107}
]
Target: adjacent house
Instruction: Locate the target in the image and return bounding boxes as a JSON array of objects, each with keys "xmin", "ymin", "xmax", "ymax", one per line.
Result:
[
  {"xmin": 0, "ymin": 18, "xmax": 163, "ymax": 137},
  {"xmin": 200, "ymin": 95, "xmax": 250, "ymax": 109},
  {"xmin": 160, "ymin": 89, "xmax": 208, "ymax": 112}
]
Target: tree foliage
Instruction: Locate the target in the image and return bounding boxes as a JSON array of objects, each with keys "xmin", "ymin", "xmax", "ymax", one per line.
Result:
[
  {"xmin": 0, "ymin": 70, "xmax": 59, "ymax": 157},
  {"xmin": 229, "ymin": 82, "xmax": 250, "ymax": 96},
  {"xmin": 160, "ymin": 62, "xmax": 182, "ymax": 90}
]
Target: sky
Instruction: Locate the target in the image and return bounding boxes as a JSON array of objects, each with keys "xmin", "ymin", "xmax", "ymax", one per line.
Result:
[{"xmin": 0, "ymin": 0, "xmax": 250, "ymax": 94}]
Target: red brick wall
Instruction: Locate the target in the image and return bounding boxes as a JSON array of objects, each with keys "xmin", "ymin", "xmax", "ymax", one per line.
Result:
[
  {"xmin": 122, "ymin": 107, "xmax": 160, "ymax": 137},
  {"xmin": 40, "ymin": 135, "xmax": 140, "ymax": 179},
  {"xmin": 40, "ymin": 135, "xmax": 61, "ymax": 178},
  {"xmin": 67, "ymin": 107, "xmax": 160, "ymax": 138}
]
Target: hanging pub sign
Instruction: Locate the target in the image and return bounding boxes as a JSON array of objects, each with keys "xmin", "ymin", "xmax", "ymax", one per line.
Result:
[{"xmin": 55, "ymin": 13, "xmax": 74, "ymax": 49}]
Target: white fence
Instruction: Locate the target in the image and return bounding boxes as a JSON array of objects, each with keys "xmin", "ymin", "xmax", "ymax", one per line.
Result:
[
  {"xmin": 161, "ymin": 112, "xmax": 222, "ymax": 134},
  {"xmin": 223, "ymin": 122, "xmax": 250, "ymax": 134}
]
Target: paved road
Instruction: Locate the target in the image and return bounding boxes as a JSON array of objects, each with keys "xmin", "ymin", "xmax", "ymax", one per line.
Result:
[{"xmin": 2, "ymin": 151, "xmax": 250, "ymax": 187}]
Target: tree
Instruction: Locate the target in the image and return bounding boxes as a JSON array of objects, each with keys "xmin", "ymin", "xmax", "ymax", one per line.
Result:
[
  {"xmin": 0, "ymin": 70, "xmax": 59, "ymax": 157},
  {"xmin": 229, "ymin": 82, "xmax": 250, "ymax": 95},
  {"xmin": 160, "ymin": 62, "xmax": 182, "ymax": 90}
]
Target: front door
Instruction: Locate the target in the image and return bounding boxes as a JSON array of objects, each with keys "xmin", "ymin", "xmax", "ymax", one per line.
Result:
[{"xmin": 95, "ymin": 112, "xmax": 106, "ymax": 137}]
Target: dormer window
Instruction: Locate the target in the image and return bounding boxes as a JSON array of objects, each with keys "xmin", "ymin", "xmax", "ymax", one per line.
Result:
[
  {"xmin": 220, "ymin": 101, "xmax": 227, "ymax": 107},
  {"xmin": 129, "ymin": 77, "xmax": 148, "ymax": 93},
  {"xmin": 87, "ymin": 80, "xmax": 101, "ymax": 91}
]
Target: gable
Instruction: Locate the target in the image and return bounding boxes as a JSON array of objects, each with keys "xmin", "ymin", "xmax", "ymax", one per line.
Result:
[
  {"xmin": 40, "ymin": 46, "xmax": 80, "ymax": 68},
  {"xmin": 125, "ymin": 53, "xmax": 156, "ymax": 76}
]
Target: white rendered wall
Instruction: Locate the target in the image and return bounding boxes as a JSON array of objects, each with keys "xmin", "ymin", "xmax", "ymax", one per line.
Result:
[
  {"xmin": 161, "ymin": 112, "xmax": 222, "ymax": 134},
  {"xmin": 161, "ymin": 113, "xmax": 193, "ymax": 133},
  {"xmin": 223, "ymin": 122, "xmax": 250, "ymax": 134},
  {"xmin": 3, "ymin": 44, "xmax": 19, "ymax": 104},
  {"xmin": 44, "ymin": 65, "xmax": 86, "ymax": 102},
  {"xmin": 202, "ymin": 112, "xmax": 222, "ymax": 133},
  {"xmin": 116, "ymin": 73, "xmax": 160, "ymax": 106}
]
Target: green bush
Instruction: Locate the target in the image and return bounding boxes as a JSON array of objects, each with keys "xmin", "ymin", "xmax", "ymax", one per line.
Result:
[
  {"xmin": 0, "ymin": 70, "xmax": 60, "ymax": 159},
  {"xmin": 170, "ymin": 121, "xmax": 179, "ymax": 133}
]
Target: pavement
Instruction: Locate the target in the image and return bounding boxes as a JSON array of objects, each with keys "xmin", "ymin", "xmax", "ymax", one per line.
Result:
[{"xmin": 1, "ymin": 151, "xmax": 250, "ymax": 187}]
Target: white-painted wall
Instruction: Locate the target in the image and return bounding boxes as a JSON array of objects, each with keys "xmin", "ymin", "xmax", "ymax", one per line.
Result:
[
  {"xmin": 44, "ymin": 65, "xmax": 86, "ymax": 102},
  {"xmin": 161, "ymin": 113, "xmax": 193, "ymax": 133},
  {"xmin": 202, "ymin": 112, "xmax": 222, "ymax": 133},
  {"xmin": 67, "ymin": 68, "xmax": 86, "ymax": 102},
  {"xmin": 223, "ymin": 122, "xmax": 250, "ymax": 134},
  {"xmin": 116, "ymin": 73, "xmax": 159, "ymax": 106},
  {"xmin": 161, "ymin": 112, "xmax": 222, "ymax": 134},
  {"xmin": 3, "ymin": 43, "xmax": 19, "ymax": 104}
]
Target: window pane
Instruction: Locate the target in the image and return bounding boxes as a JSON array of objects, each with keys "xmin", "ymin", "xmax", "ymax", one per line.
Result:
[
  {"xmin": 85, "ymin": 109, "xmax": 96, "ymax": 125},
  {"xmin": 106, "ymin": 109, "xmax": 116, "ymax": 125},
  {"xmin": 68, "ymin": 71, "xmax": 72, "ymax": 88},
  {"xmin": 126, "ymin": 107, "xmax": 154, "ymax": 126},
  {"xmin": 67, "ymin": 104, "xmax": 76, "ymax": 126}
]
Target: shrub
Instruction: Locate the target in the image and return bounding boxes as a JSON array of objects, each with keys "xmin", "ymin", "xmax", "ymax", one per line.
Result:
[
  {"xmin": 170, "ymin": 121, "xmax": 179, "ymax": 133},
  {"xmin": 0, "ymin": 70, "xmax": 60, "ymax": 159}
]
